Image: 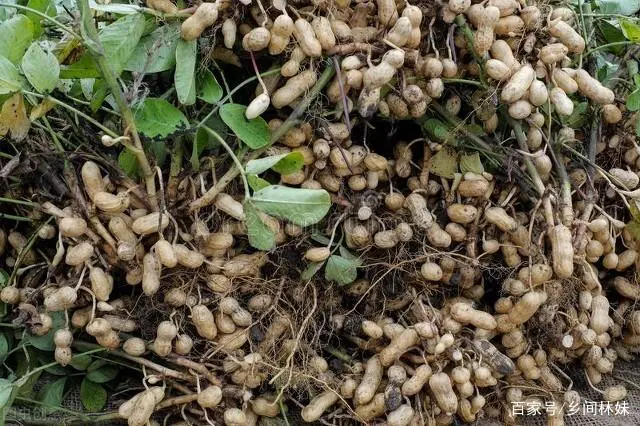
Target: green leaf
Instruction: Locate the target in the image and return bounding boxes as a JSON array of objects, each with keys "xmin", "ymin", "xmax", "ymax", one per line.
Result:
[
  {"xmin": 246, "ymin": 152, "xmax": 304, "ymax": 175},
  {"xmin": 175, "ymin": 39, "xmax": 197, "ymax": 106},
  {"xmin": 627, "ymin": 90, "xmax": 640, "ymax": 111},
  {"xmin": 459, "ymin": 152, "xmax": 484, "ymax": 174},
  {"xmin": 0, "ymin": 56, "xmax": 23, "ymax": 95},
  {"xmin": 339, "ymin": 246, "xmax": 358, "ymax": 261},
  {"xmin": 626, "ymin": 220, "xmax": 640, "ymax": 241},
  {"xmin": 118, "ymin": 149, "xmax": 138, "ymax": 178},
  {"xmin": 429, "ymin": 147, "xmax": 458, "ymax": 179},
  {"xmin": 562, "ymin": 101, "xmax": 588, "ymax": 128},
  {"xmin": 27, "ymin": 311, "xmax": 64, "ymax": 351},
  {"xmin": 21, "ymin": 43, "xmax": 59, "ymax": 93},
  {"xmin": 247, "ymin": 174, "xmax": 271, "ymax": 191},
  {"xmin": 125, "ymin": 23, "xmax": 179, "ymax": 73},
  {"xmin": 134, "ymin": 98, "xmax": 190, "ymax": 138},
  {"xmin": 325, "ymin": 255, "xmax": 360, "ymax": 286},
  {"xmin": 244, "ymin": 200, "xmax": 276, "ymax": 250},
  {"xmin": 219, "ymin": 104, "xmax": 270, "ymax": 149},
  {"xmin": 251, "ymin": 186, "xmax": 331, "ymax": 226},
  {"xmin": 422, "ymin": 118, "xmax": 450, "ymax": 142},
  {"xmin": 88, "ymin": 0, "xmax": 143, "ymax": 14},
  {"xmin": 80, "ymin": 378, "xmax": 107, "ymax": 412},
  {"xmin": 26, "ymin": 0, "xmax": 56, "ymax": 36},
  {"xmin": 36, "ymin": 377, "xmax": 66, "ymax": 408},
  {"xmin": 86, "ymin": 365, "xmax": 118, "ymax": 383},
  {"xmin": 0, "ymin": 379, "xmax": 13, "ymax": 410},
  {"xmin": 0, "ymin": 15, "xmax": 34, "ymax": 64},
  {"xmin": 600, "ymin": 0, "xmax": 640, "ymax": 16},
  {"xmin": 68, "ymin": 352, "xmax": 93, "ymax": 371},
  {"xmin": 197, "ymin": 70, "xmax": 223, "ymax": 104},
  {"xmin": 621, "ymin": 19, "xmax": 640, "ymax": 42},
  {"xmin": 0, "ymin": 333, "xmax": 8, "ymax": 361},
  {"xmin": 301, "ymin": 261, "xmax": 324, "ymax": 281},
  {"xmin": 598, "ymin": 20, "xmax": 627, "ymax": 54}
]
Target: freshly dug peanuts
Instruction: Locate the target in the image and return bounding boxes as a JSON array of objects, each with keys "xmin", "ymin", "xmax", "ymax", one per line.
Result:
[
  {"xmin": 293, "ymin": 18, "xmax": 322, "ymax": 57},
  {"xmin": 152, "ymin": 321, "xmax": 177, "ymax": 357},
  {"xmin": 191, "ymin": 304, "xmax": 217, "ymax": 339},
  {"xmin": 354, "ymin": 356, "xmax": 383, "ymax": 405},
  {"xmin": 363, "ymin": 49, "xmax": 405, "ymax": 90},
  {"xmin": 549, "ymin": 18, "xmax": 585, "ymax": 53},
  {"xmin": 44, "ymin": 286, "xmax": 77, "ymax": 311},
  {"xmin": 59, "ymin": 217, "xmax": 87, "ymax": 237},
  {"xmin": 181, "ymin": 3, "xmax": 219, "ymax": 41},
  {"xmin": 450, "ymin": 303, "xmax": 497, "ymax": 330},
  {"xmin": 550, "ymin": 224, "xmax": 574, "ymax": 278},
  {"xmin": 197, "ymin": 385, "xmax": 222, "ymax": 408},
  {"xmin": 301, "ymin": 390, "xmax": 339, "ymax": 422},
  {"xmin": 550, "ymin": 87, "xmax": 574, "ymax": 116},
  {"xmin": 272, "ymin": 70, "xmax": 317, "ymax": 108},
  {"xmin": 501, "ymin": 65, "xmax": 535, "ymax": 103},
  {"xmin": 429, "ymin": 372, "xmax": 458, "ymax": 414},
  {"xmin": 575, "ymin": 70, "xmax": 615, "ymax": 104},
  {"xmin": 508, "ymin": 291, "xmax": 548, "ymax": 325},
  {"xmin": 380, "ymin": 328, "xmax": 418, "ymax": 366}
]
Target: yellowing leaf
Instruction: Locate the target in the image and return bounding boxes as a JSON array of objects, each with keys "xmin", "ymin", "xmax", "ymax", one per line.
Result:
[
  {"xmin": 30, "ymin": 98, "xmax": 56, "ymax": 121},
  {"xmin": 0, "ymin": 93, "xmax": 30, "ymax": 141},
  {"xmin": 429, "ymin": 147, "xmax": 458, "ymax": 179}
]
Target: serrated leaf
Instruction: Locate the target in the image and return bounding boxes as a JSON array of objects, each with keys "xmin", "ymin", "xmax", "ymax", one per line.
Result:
[
  {"xmin": 133, "ymin": 98, "xmax": 190, "ymax": 138},
  {"xmin": 244, "ymin": 200, "xmax": 276, "ymax": 250},
  {"xmin": 251, "ymin": 186, "xmax": 331, "ymax": 226},
  {"xmin": 0, "ymin": 55, "xmax": 24, "ymax": 94},
  {"xmin": 459, "ymin": 153, "xmax": 484, "ymax": 174},
  {"xmin": 246, "ymin": 152, "xmax": 304, "ymax": 175},
  {"xmin": 26, "ymin": 0, "xmax": 56, "ymax": 36},
  {"xmin": 80, "ymin": 378, "xmax": 106, "ymax": 412},
  {"xmin": 0, "ymin": 93, "xmax": 30, "ymax": 141},
  {"xmin": 21, "ymin": 43, "xmax": 59, "ymax": 93},
  {"xmin": 429, "ymin": 147, "xmax": 458, "ymax": 179},
  {"xmin": 0, "ymin": 15, "xmax": 33, "ymax": 64},
  {"xmin": 197, "ymin": 69, "xmax": 223, "ymax": 104},
  {"xmin": 247, "ymin": 174, "xmax": 271, "ymax": 191},
  {"xmin": 125, "ymin": 23, "xmax": 179, "ymax": 73},
  {"xmin": 627, "ymin": 90, "xmax": 640, "ymax": 111},
  {"xmin": 301, "ymin": 261, "xmax": 324, "ymax": 281},
  {"xmin": 36, "ymin": 377, "xmax": 65, "ymax": 408},
  {"xmin": 175, "ymin": 39, "xmax": 196, "ymax": 105},
  {"xmin": 86, "ymin": 365, "xmax": 118, "ymax": 383},
  {"xmin": 219, "ymin": 104, "xmax": 270, "ymax": 149},
  {"xmin": 325, "ymin": 255, "xmax": 359, "ymax": 286}
]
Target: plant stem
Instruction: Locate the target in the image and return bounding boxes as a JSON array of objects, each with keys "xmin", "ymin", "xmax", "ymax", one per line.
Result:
[
  {"xmin": 77, "ymin": 0, "xmax": 158, "ymax": 210},
  {"xmin": 189, "ymin": 61, "xmax": 336, "ymax": 211},
  {"xmin": 585, "ymin": 41, "xmax": 633, "ymax": 57},
  {"xmin": 0, "ymin": 3, "xmax": 80, "ymax": 38},
  {"xmin": 441, "ymin": 78, "xmax": 484, "ymax": 88},
  {"xmin": 0, "ymin": 213, "xmax": 31, "ymax": 222},
  {"xmin": 202, "ymin": 126, "xmax": 250, "ymax": 198},
  {"xmin": 21, "ymin": 348, "xmax": 104, "ymax": 381},
  {"xmin": 0, "ymin": 197, "xmax": 37, "ymax": 207}
]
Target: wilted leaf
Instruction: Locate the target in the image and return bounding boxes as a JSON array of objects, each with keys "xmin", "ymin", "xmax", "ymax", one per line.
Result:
[
  {"xmin": 80, "ymin": 378, "xmax": 106, "ymax": 412},
  {"xmin": 325, "ymin": 255, "xmax": 360, "ymax": 286},
  {"xmin": 22, "ymin": 43, "xmax": 59, "ymax": 93},
  {"xmin": 219, "ymin": 104, "xmax": 270, "ymax": 149},
  {"xmin": 175, "ymin": 39, "xmax": 197, "ymax": 105},
  {"xmin": 134, "ymin": 98, "xmax": 189, "ymax": 138},
  {"xmin": 0, "ymin": 93, "xmax": 30, "ymax": 141},
  {"xmin": 251, "ymin": 186, "xmax": 331, "ymax": 226},
  {"xmin": 0, "ymin": 55, "xmax": 25, "ymax": 94},
  {"xmin": 429, "ymin": 147, "xmax": 458, "ymax": 179},
  {"xmin": 459, "ymin": 152, "xmax": 484, "ymax": 174},
  {"xmin": 0, "ymin": 15, "xmax": 34, "ymax": 64},
  {"xmin": 244, "ymin": 200, "xmax": 276, "ymax": 250},
  {"xmin": 125, "ymin": 23, "xmax": 180, "ymax": 73},
  {"xmin": 197, "ymin": 69, "xmax": 223, "ymax": 104}
]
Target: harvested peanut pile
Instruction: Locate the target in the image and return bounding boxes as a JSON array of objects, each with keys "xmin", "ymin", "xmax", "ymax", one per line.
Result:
[{"xmin": 1, "ymin": 0, "xmax": 640, "ymax": 424}]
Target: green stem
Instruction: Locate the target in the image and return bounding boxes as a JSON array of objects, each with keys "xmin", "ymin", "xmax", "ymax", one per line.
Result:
[
  {"xmin": 14, "ymin": 397, "xmax": 92, "ymax": 421},
  {"xmin": 429, "ymin": 102, "xmax": 492, "ymax": 152},
  {"xmin": 584, "ymin": 41, "xmax": 634, "ymax": 57},
  {"xmin": 77, "ymin": 0, "xmax": 158, "ymax": 210},
  {"xmin": 0, "ymin": 197, "xmax": 37, "ymax": 207},
  {"xmin": 202, "ymin": 125, "xmax": 250, "ymax": 198},
  {"xmin": 0, "ymin": 3, "xmax": 80, "ymax": 38},
  {"xmin": 441, "ymin": 78, "xmax": 484, "ymax": 88},
  {"xmin": 21, "ymin": 348, "xmax": 105, "ymax": 381},
  {"xmin": 24, "ymin": 91, "xmax": 118, "ymax": 137},
  {"xmin": 0, "ymin": 213, "xmax": 32, "ymax": 222}
]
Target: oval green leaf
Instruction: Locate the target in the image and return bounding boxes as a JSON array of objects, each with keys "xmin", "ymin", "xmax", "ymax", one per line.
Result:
[
  {"xmin": 244, "ymin": 200, "xmax": 276, "ymax": 250},
  {"xmin": 251, "ymin": 185, "xmax": 331, "ymax": 226},
  {"xmin": 246, "ymin": 152, "xmax": 304, "ymax": 175},
  {"xmin": 0, "ymin": 15, "xmax": 34, "ymax": 65},
  {"xmin": 22, "ymin": 43, "xmax": 59, "ymax": 93},
  {"xmin": 325, "ymin": 255, "xmax": 359, "ymax": 286},
  {"xmin": 125, "ymin": 24, "xmax": 180, "ymax": 73},
  {"xmin": 133, "ymin": 98, "xmax": 190, "ymax": 139},
  {"xmin": 175, "ymin": 39, "xmax": 196, "ymax": 105},
  {"xmin": 80, "ymin": 378, "xmax": 107, "ymax": 412},
  {"xmin": 86, "ymin": 365, "xmax": 118, "ymax": 383},
  {"xmin": 219, "ymin": 104, "xmax": 270, "ymax": 149},
  {"xmin": 197, "ymin": 70, "xmax": 223, "ymax": 104}
]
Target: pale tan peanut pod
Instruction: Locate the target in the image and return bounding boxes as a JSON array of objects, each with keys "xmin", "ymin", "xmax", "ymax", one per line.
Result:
[
  {"xmin": 362, "ymin": 320, "xmax": 383, "ymax": 339},
  {"xmin": 603, "ymin": 385, "xmax": 627, "ymax": 402},
  {"xmin": 387, "ymin": 404, "xmax": 414, "ymax": 426},
  {"xmin": 81, "ymin": 161, "xmax": 104, "ymax": 201},
  {"xmin": 293, "ymin": 19, "xmax": 322, "ymax": 57},
  {"xmin": 123, "ymin": 337, "xmax": 146, "ymax": 356},
  {"xmin": 103, "ymin": 315, "xmax": 137, "ymax": 333},
  {"xmin": 575, "ymin": 70, "xmax": 615, "ymax": 104},
  {"xmin": 90, "ymin": 266, "xmax": 112, "ymax": 302},
  {"xmin": 222, "ymin": 19, "xmax": 236, "ymax": 49},
  {"xmin": 484, "ymin": 207, "xmax": 517, "ymax": 232},
  {"xmin": 0, "ymin": 286, "xmax": 20, "ymax": 305},
  {"xmin": 404, "ymin": 193, "xmax": 433, "ymax": 229},
  {"xmin": 552, "ymin": 68, "xmax": 578, "ymax": 94},
  {"xmin": 590, "ymin": 295, "xmax": 610, "ymax": 334},
  {"xmin": 65, "ymin": 242, "xmax": 93, "ymax": 266},
  {"xmin": 450, "ymin": 303, "xmax": 497, "ymax": 330},
  {"xmin": 494, "ymin": 15, "xmax": 524, "ymax": 36},
  {"xmin": 330, "ymin": 19, "xmax": 352, "ymax": 41},
  {"xmin": 153, "ymin": 240, "xmax": 177, "ymax": 268},
  {"xmin": 379, "ymin": 329, "xmax": 418, "ymax": 366},
  {"xmin": 528, "ymin": 80, "xmax": 548, "ymax": 107},
  {"xmin": 519, "ymin": 5, "xmax": 541, "ymax": 29},
  {"xmin": 93, "ymin": 191, "xmax": 129, "ymax": 213},
  {"xmin": 215, "ymin": 193, "xmax": 244, "ymax": 220},
  {"xmin": 426, "ymin": 223, "xmax": 451, "ymax": 248},
  {"xmin": 508, "ymin": 100, "xmax": 532, "ymax": 119},
  {"xmin": 549, "ymin": 19, "xmax": 585, "ymax": 53},
  {"xmin": 109, "ymin": 216, "xmax": 136, "ymax": 246},
  {"xmin": 181, "ymin": 3, "xmax": 218, "ymax": 41},
  {"xmin": 446, "ymin": 204, "xmax": 477, "ymax": 224},
  {"xmin": 281, "ymin": 47, "xmax": 306, "ymax": 77},
  {"xmin": 490, "ymin": 40, "xmax": 520, "ymax": 72},
  {"xmin": 363, "ymin": 49, "xmax": 405, "ymax": 90},
  {"xmin": 153, "ymin": 321, "xmax": 177, "ymax": 357},
  {"xmin": 146, "ymin": 0, "xmax": 177, "ymax": 13},
  {"xmin": 268, "ymin": 15, "xmax": 292, "ymax": 55},
  {"xmin": 174, "ymin": 334, "xmax": 193, "ymax": 355},
  {"xmin": 242, "ymin": 27, "xmax": 270, "ymax": 52},
  {"xmin": 508, "ymin": 291, "xmax": 547, "ymax": 325},
  {"xmin": 501, "ymin": 65, "xmax": 535, "ymax": 103},
  {"xmin": 59, "ymin": 217, "xmax": 87, "ymax": 238},
  {"xmin": 217, "ymin": 328, "xmax": 249, "ymax": 351},
  {"xmin": 354, "ymin": 356, "xmax": 383, "ymax": 405},
  {"xmin": 245, "ymin": 94, "xmax": 270, "ymax": 120},
  {"xmin": 142, "ymin": 252, "xmax": 161, "ymax": 295},
  {"xmin": 602, "ymin": 104, "xmax": 622, "ymax": 124},
  {"xmin": 374, "ymin": 229, "xmax": 399, "ymax": 249},
  {"xmin": 400, "ymin": 364, "xmax": 431, "ymax": 396},
  {"xmin": 550, "ymin": 87, "xmax": 574, "ymax": 116},
  {"xmin": 173, "ymin": 244, "xmax": 204, "ymax": 269},
  {"xmin": 132, "ymin": 212, "xmax": 169, "ymax": 235},
  {"xmin": 191, "ymin": 304, "xmax": 217, "ymax": 339},
  {"xmin": 220, "ymin": 297, "xmax": 252, "ymax": 326},
  {"xmin": 386, "ymin": 16, "xmax": 412, "ymax": 47},
  {"xmin": 251, "ymin": 396, "xmax": 280, "ymax": 417},
  {"xmin": 552, "ymin": 7, "xmax": 574, "ymax": 21},
  {"xmin": 550, "ymin": 224, "xmax": 574, "ymax": 278},
  {"xmin": 612, "ymin": 276, "xmax": 640, "ymax": 300},
  {"xmin": 485, "ymin": 59, "xmax": 511, "ymax": 81},
  {"xmin": 310, "ymin": 17, "xmax": 335, "ymax": 51},
  {"xmin": 420, "ymin": 261, "xmax": 443, "ymax": 281},
  {"xmin": 86, "ymin": 318, "xmax": 111, "ymax": 337},
  {"xmin": 539, "ymin": 43, "xmax": 568, "ymax": 64},
  {"xmin": 304, "ymin": 247, "xmax": 330, "ymax": 262},
  {"xmin": 44, "ymin": 286, "xmax": 77, "ymax": 312},
  {"xmin": 272, "ymin": 70, "xmax": 317, "ymax": 108},
  {"xmin": 354, "ymin": 393, "xmax": 385, "ymax": 421},
  {"xmin": 429, "ymin": 373, "xmax": 457, "ymax": 414},
  {"xmin": 602, "ymin": 252, "xmax": 618, "ymax": 269},
  {"xmin": 449, "ymin": 0, "xmax": 471, "ymax": 14},
  {"xmin": 527, "ymin": 127, "xmax": 543, "ymax": 150},
  {"xmin": 301, "ymin": 390, "xmax": 339, "ymax": 422},
  {"xmin": 610, "ymin": 168, "xmax": 639, "ymax": 189},
  {"xmin": 197, "ymin": 385, "xmax": 222, "ymax": 408},
  {"xmin": 215, "ymin": 311, "xmax": 235, "ymax": 334},
  {"xmin": 377, "ymin": 0, "xmax": 398, "ymax": 26}
]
